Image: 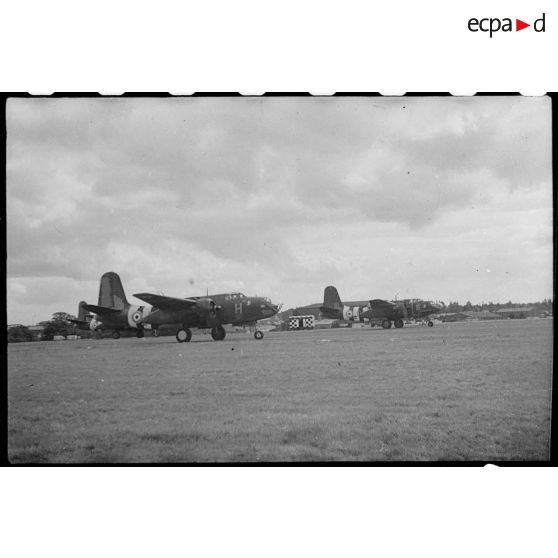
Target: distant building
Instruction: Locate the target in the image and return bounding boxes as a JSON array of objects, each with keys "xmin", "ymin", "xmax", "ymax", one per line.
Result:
[
  {"xmin": 461, "ymin": 310, "xmax": 502, "ymax": 320},
  {"xmin": 292, "ymin": 304, "xmax": 322, "ymax": 319},
  {"xmin": 496, "ymin": 307, "xmax": 535, "ymax": 319},
  {"xmin": 438, "ymin": 312, "xmax": 469, "ymax": 322}
]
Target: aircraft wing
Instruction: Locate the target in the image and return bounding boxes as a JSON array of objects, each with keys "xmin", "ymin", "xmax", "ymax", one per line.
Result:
[
  {"xmin": 369, "ymin": 299, "xmax": 396, "ymax": 309},
  {"xmin": 133, "ymin": 293, "xmax": 198, "ymax": 311},
  {"xmin": 82, "ymin": 303, "xmax": 122, "ymax": 316}
]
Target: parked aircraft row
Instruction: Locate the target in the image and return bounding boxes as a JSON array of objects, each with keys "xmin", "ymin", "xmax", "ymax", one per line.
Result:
[
  {"xmin": 70, "ymin": 273, "xmax": 442, "ymax": 343},
  {"xmin": 320, "ymin": 286, "xmax": 442, "ymax": 328},
  {"xmin": 70, "ymin": 272, "xmax": 281, "ymax": 343}
]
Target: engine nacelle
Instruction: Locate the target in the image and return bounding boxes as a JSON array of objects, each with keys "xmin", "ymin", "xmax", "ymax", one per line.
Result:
[{"xmin": 196, "ymin": 298, "xmax": 217, "ymax": 317}]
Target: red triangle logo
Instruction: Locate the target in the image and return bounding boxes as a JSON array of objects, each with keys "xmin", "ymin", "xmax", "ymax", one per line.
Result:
[{"xmin": 516, "ymin": 19, "xmax": 530, "ymax": 31}]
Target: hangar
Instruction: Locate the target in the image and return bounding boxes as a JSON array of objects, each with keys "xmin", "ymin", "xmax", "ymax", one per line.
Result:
[{"xmin": 496, "ymin": 307, "xmax": 535, "ymax": 319}]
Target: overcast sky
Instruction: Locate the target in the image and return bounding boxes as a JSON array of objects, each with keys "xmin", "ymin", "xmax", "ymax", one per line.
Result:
[{"xmin": 7, "ymin": 96, "xmax": 553, "ymax": 324}]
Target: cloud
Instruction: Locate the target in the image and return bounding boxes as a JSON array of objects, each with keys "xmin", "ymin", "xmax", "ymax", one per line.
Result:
[{"xmin": 6, "ymin": 96, "xmax": 553, "ymax": 323}]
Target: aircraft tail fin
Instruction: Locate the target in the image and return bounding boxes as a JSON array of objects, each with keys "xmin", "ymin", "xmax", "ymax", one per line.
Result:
[
  {"xmin": 320, "ymin": 285, "xmax": 344, "ymax": 318},
  {"xmin": 323, "ymin": 285, "xmax": 343, "ymax": 309},
  {"xmin": 98, "ymin": 272, "xmax": 128, "ymax": 309},
  {"xmin": 77, "ymin": 300, "xmax": 89, "ymax": 322}
]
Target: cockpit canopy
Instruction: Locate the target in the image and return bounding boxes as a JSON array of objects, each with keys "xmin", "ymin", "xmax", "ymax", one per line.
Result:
[{"xmin": 224, "ymin": 292, "xmax": 246, "ymax": 301}]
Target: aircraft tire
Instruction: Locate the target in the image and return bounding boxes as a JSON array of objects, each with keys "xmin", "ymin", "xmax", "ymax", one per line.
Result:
[
  {"xmin": 211, "ymin": 325, "xmax": 226, "ymax": 341},
  {"xmin": 381, "ymin": 319, "xmax": 392, "ymax": 329},
  {"xmin": 112, "ymin": 331, "xmax": 121, "ymax": 339},
  {"xmin": 427, "ymin": 320, "xmax": 434, "ymax": 327},
  {"xmin": 394, "ymin": 319, "xmax": 404, "ymax": 328},
  {"xmin": 176, "ymin": 328, "xmax": 192, "ymax": 343},
  {"xmin": 136, "ymin": 328, "xmax": 145, "ymax": 338},
  {"xmin": 254, "ymin": 330, "xmax": 264, "ymax": 340}
]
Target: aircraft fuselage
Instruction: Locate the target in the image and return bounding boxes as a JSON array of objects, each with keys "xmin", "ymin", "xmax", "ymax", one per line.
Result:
[{"xmin": 143, "ymin": 293, "xmax": 278, "ymax": 329}]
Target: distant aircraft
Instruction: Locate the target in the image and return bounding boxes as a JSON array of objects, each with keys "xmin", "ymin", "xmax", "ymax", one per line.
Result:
[
  {"xmin": 133, "ymin": 290, "xmax": 280, "ymax": 343},
  {"xmin": 320, "ymin": 285, "xmax": 443, "ymax": 329},
  {"xmin": 69, "ymin": 272, "xmax": 154, "ymax": 339}
]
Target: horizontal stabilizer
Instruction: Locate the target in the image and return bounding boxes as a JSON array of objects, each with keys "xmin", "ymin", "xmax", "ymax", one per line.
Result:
[
  {"xmin": 133, "ymin": 292, "xmax": 198, "ymax": 311},
  {"xmin": 83, "ymin": 303, "xmax": 122, "ymax": 316}
]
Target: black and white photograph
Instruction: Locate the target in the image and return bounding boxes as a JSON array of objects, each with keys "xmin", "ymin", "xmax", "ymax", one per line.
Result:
[{"xmin": 6, "ymin": 95, "xmax": 553, "ymax": 463}]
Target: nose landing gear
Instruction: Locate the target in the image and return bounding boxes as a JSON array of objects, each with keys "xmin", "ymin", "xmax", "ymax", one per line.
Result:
[{"xmin": 254, "ymin": 330, "xmax": 264, "ymax": 340}]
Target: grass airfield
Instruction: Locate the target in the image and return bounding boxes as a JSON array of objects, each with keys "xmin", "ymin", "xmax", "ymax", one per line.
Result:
[{"xmin": 8, "ymin": 319, "xmax": 552, "ymax": 463}]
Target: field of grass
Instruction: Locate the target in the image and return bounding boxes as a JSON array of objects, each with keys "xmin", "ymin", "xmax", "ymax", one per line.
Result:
[{"xmin": 8, "ymin": 319, "xmax": 553, "ymax": 463}]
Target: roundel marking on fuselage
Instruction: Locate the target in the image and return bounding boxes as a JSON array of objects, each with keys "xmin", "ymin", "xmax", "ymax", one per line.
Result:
[{"xmin": 127, "ymin": 305, "xmax": 144, "ymax": 328}]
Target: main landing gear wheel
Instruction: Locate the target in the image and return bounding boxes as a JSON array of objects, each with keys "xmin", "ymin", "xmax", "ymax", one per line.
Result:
[
  {"xmin": 176, "ymin": 328, "xmax": 192, "ymax": 343},
  {"xmin": 254, "ymin": 330, "xmax": 264, "ymax": 340},
  {"xmin": 381, "ymin": 319, "xmax": 392, "ymax": 329},
  {"xmin": 394, "ymin": 319, "xmax": 404, "ymax": 329},
  {"xmin": 136, "ymin": 328, "xmax": 145, "ymax": 338},
  {"xmin": 211, "ymin": 325, "xmax": 226, "ymax": 341},
  {"xmin": 427, "ymin": 320, "xmax": 434, "ymax": 327},
  {"xmin": 112, "ymin": 331, "xmax": 121, "ymax": 339}
]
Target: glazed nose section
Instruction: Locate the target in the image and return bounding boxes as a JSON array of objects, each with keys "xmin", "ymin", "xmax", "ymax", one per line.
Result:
[
  {"xmin": 260, "ymin": 298, "xmax": 281, "ymax": 316},
  {"xmin": 269, "ymin": 301, "xmax": 282, "ymax": 315}
]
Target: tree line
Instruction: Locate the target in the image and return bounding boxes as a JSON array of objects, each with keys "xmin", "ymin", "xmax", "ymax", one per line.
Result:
[
  {"xmin": 8, "ymin": 312, "xmax": 78, "ymax": 343},
  {"xmin": 442, "ymin": 299, "xmax": 553, "ymax": 314}
]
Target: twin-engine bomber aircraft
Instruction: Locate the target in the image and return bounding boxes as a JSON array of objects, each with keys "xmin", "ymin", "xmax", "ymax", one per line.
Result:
[
  {"xmin": 320, "ymin": 285, "xmax": 442, "ymax": 329},
  {"xmin": 69, "ymin": 272, "xmax": 154, "ymax": 339},
  {"xmin": 133, "ymin": 291, "xmax": 280, "ymax": 343}
]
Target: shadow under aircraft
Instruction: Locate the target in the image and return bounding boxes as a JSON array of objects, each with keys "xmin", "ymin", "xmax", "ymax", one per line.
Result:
[
  {"xmin": 320, "ymin": 285, "xmax": 443, "ymax": 329},
  {"xmin": 69, "ymin": 272, "xmax": 155, "ymax": 339},
  {"xmin": 134, "ymin": 290, "xmax": 281, "ymax": 343}
]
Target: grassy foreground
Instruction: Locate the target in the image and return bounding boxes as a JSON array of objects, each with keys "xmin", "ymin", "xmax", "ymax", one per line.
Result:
[{"xmin": 8, "ymin": 319, "xmax": 553, "ymax": 462}]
